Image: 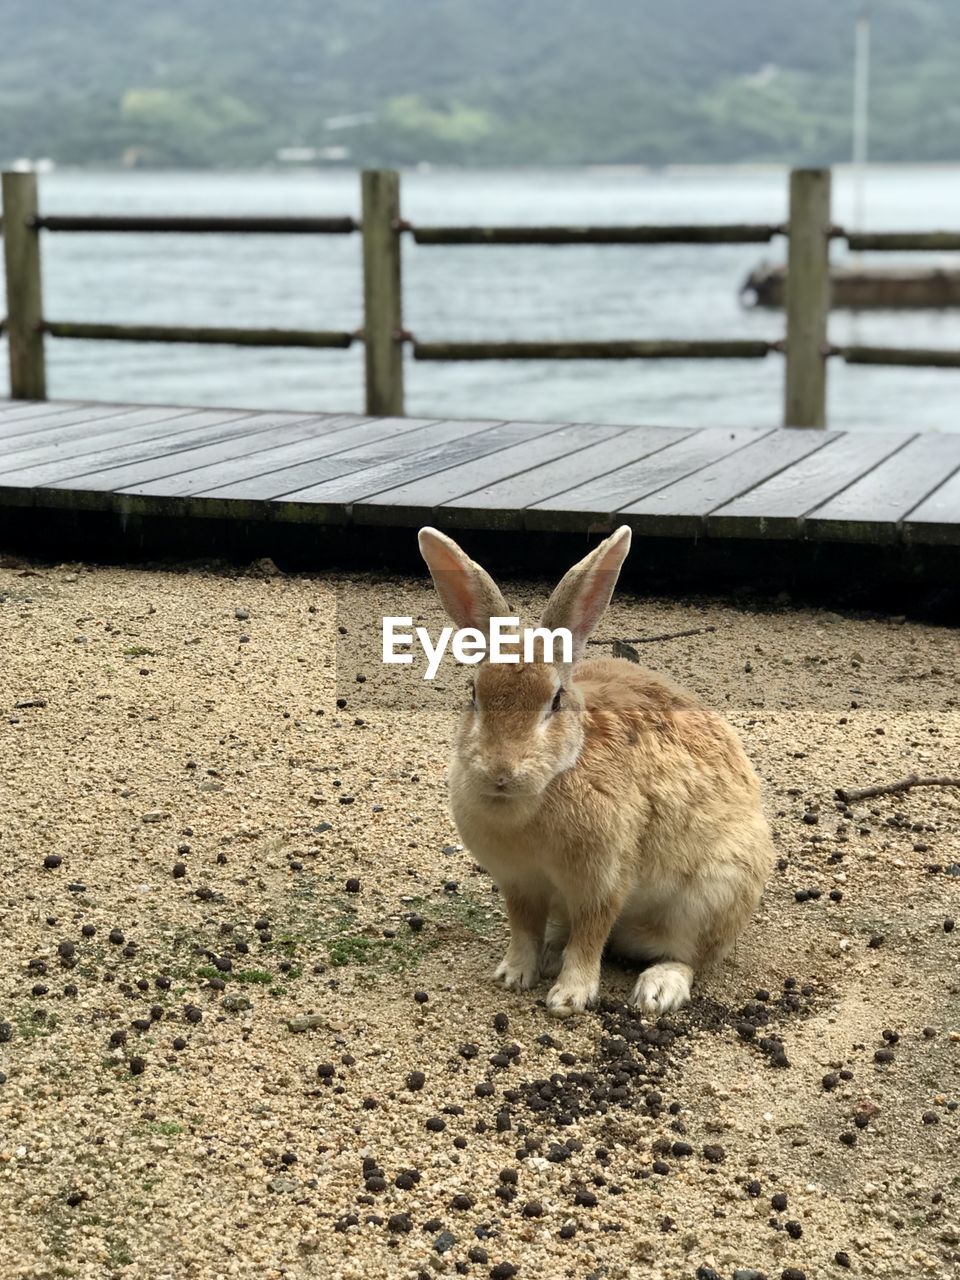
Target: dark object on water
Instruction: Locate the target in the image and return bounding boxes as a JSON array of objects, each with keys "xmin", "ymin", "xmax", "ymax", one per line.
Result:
[{"xmin": 742, "ymin": 260, "xmax": 960, "ymax": 309}]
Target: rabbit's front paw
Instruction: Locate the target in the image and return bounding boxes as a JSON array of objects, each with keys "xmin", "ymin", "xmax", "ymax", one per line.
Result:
[
  {"xmin": 494, "ymin": 954, "xmax": 539, "ymax": 991},
  {"xmin": 631, "ymin": 962, "xmax": 692, "ymax": 1015},
  {"xmin": 545, "ymin": 975, "xmax": 598, "ymax": 1018}
]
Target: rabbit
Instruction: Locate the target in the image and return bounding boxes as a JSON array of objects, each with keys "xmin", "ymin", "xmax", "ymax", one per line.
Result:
[{"xmin": 417, "ymin": 524, "xmax": 773, "ymax": 1018}]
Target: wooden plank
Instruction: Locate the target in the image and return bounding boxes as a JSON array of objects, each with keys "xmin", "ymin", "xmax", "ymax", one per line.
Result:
[
  {"xmin": 455, "ymin": 426, "xmax": 685, "ymax": 517},
  {"xmin": 0, "ymin": 400, "xmax": 87, "ymax": 426},
  {"xmin": 46, "ymin": 320, "xmax": 355, "ymax": 349},
  {"xmin": 414, "ymin": 339, "xmax": 773, "ymax": 361},
  {"xmin": 903, "ymin": 465, "xmax": 960, "ymax": 546},
  {"xmin": 0, "ymin": 402, "xmax": 149, "ymax": 442},
  {"xmin": 805, "ymin": 433, "xmax": 960, "ymax": 543},
  {"xmin": 358, "ymin": 421, "xmax": 578, "ymax": 526},
  {"xmin": 43, "ymin": 413, "xmax": 358, "ymax": 500},
  {"xmin": 411, "ymin": 223, "xmax": 780, "ymax": 246},
  {"xmin": 343, "ymin": 422, "xmax": 552, "ymax": 514},
  {"xmin": 709, "ymin": 431, "xmax": 913, "ymax": 539},
  {"xmin": 362, "ymin": 170, "xmax": 404, "ymax": 415},
  {"xmin": 440, "ymin": 425, "xmax": 638, "ymax": 530},
  {"xmin": 6, "ymin": 405, "xmax": 339, "ymax": 465},
  {"xmin": 219, "ymin": 419, "xmax": 507, "ymax": 503},
  {"xmin": 525, "ymin": 427, "xmax": 771, "ymax": 531},
  {"xmin": 622, "ymin": 428, "xmax": 838, "ymax": 537},
  {"xmin": 131, "ymin": 416, "xmax": 455, "ymax": 499},
  {"xmin": 0, "ymin": 409, "xmax": 274, "ymax": 490},
  {"xmin": 783, "ymin": 168, "xmax": 831, "ymax": 428},
  {"xmin": 2, "ymin": 172, "xmax": 47, "ymax": 398},
  {"xmin": 0, "ymin": 406, "xmax": 218, "ymax": 471}
]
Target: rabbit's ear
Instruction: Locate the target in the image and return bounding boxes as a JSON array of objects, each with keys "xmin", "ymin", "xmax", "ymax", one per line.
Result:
[
  {"xmin": 540, "ymin": 525, "xmax": 632, "ymax": 662},
  {"xmin": 418, "ymin": 527, "xmax": 510, "ymax": 633}
]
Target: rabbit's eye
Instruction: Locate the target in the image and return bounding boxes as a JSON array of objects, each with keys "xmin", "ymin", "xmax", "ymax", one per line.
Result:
[{"xmin": 551, "ymin": 688, "xmax": 564, "ymax": 714}]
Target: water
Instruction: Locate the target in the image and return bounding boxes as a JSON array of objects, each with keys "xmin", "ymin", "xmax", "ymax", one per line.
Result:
[{"xmin": 2, "ymin": 165, "xmax": 959, "ymax": 432}]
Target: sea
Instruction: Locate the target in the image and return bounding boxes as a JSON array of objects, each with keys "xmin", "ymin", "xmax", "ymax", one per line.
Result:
[{"xmin": 2, "ymin": 164, "xmax": 959, "ymax": 432}]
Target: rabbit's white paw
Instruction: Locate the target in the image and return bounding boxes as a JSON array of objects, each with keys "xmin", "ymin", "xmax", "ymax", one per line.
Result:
[
  {"xmin": 631, "ymin": 962, "xmax": 693, "ymax": 1015},
  {"xmin": 546, "ymin": 975, "xmax": 599, "ymax": 1018},
  {"xmin": 495, "ymin": 953, "xmax": 539, "ymax": 991}
]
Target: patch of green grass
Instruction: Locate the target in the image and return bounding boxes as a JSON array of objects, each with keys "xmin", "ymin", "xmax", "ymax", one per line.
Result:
[
  {"xmin": 326, "ymin": 930, "xmax": 421, "ymax": 973},
  {"xmin": 327, "ymin": 935, "xmax": 377, "ymax": 967},
  {"xmin": 16, "ymin": 1011, "xmax": 59, "ymax": 1039},
  {"xmin": 435, "ymin": 890, "xmax": 499, "ymax": 938},
  {"xmin": 144, "ymin": 1120, "xmax": 183, "ymax": 1136},
  {"xmin": 122, "ymin": 645, "xmax": 154, "ymax": 658}
]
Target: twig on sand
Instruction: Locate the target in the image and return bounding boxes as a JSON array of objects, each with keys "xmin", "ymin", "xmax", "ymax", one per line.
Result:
[
  {"xmin": 835, "ymin": 774, "xmax": 960, "ymax": 805},
  {"xmin": 588, "ymin": 625, "xmax": 717, "ymax": 647}
]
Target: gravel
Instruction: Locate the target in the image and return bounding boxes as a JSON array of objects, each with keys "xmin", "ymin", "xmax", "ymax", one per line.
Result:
[{"xmin": 0, "ymin": 561, "xmax": 957, "ymax": 1279}]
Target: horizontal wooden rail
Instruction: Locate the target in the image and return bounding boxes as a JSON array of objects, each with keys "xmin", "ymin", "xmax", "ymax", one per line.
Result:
[
  {"xmin": 844, "ymin": 230, "xmax": 960, "ymax": 252},
  {"xmin": 408, "ymin": 223, "xmax": 782, "ymax": 245},
  {"xmin": 839, "ymin": 343, "xmax": 960, "ymax": 369},
  {"xmin": 32, "ymin": 214, "xmax": 358, "ymax": 235},
  {"xmin": 413, "ymin": 338, "xmax": 776, "ymax": 361},
  {"xmin": 44, "ymin": 321, "xmax": 356, "ymax": 349}
]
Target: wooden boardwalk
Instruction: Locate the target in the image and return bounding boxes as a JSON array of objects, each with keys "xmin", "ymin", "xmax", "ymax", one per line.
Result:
[{"xmin": 1, "ymin": 402, "xmax": 958, "ymax": 584}]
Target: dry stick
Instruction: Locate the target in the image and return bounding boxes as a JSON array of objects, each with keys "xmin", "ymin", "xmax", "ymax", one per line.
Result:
[
  {"xmin": 588, "ymin": 625, "xmax": 717, "ymax": 646},
  {"xmin": 835, "ymin": 774, "xmax": 960, "ymax": 805}
]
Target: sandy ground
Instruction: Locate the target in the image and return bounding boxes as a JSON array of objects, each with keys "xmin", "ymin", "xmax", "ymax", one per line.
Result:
[{"xmin": 0, "ymin": 553, "xmax": 958, "ymax": 1280}]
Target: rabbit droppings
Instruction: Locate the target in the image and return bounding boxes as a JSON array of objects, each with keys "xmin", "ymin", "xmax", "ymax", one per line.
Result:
[{"xmin": 418, "ymin": 524, "xmax": 773, "ymax": 1018}]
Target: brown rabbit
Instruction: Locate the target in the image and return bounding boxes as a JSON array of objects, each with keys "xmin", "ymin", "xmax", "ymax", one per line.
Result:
[{"xmin": 418, "ymin": 525, "xmax": 773, "ymax": 1017}]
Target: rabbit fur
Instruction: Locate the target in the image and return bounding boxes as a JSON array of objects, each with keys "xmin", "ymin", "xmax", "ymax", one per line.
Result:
[{"xmin": 418, "ymin": 524, "xmax": 773, "ymax": 1017}]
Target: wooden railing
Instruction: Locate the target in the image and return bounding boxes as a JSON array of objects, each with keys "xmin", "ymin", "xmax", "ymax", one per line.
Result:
[{"xmin": 2, "ymin": 166, "xmax": 958, "ymax": 428}]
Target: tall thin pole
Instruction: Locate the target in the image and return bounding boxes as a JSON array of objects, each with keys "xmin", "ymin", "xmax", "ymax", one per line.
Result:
[
  {"xmin": 852, "ymin": 11, "xmax": 871, "ymax": 234},
  {"xmin": 361, "ymin": 170, "xmax": 405, "ymax": 416},
  {"xmin": 784, "ymin": 169, "xmax": 831, "ymax": 428},
  {"xmin": 2, "ymin": 171, "xmax": 48, "ymax": 399}
]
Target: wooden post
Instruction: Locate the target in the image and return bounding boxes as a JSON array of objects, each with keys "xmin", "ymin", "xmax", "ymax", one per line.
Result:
[
  {"xmin": 2, "ymin": 171, "xmax": 47, "ymax": 399},
  {"xmin": 361, "ymin": 170, "xmax": 404, "ymax": 416},
  {"xmin": 784, "ymin": 168, "xmax": 831, "ymax": 427}
]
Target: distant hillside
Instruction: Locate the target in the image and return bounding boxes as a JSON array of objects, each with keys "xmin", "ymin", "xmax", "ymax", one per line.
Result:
[{"xmin": 2, "ymin": 0, "xmax": 959, "ymax": 167}]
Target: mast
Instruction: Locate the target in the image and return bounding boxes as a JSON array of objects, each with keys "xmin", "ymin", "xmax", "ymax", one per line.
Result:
[{"xmin": 852, "ymin": 9, "xmax": 871, "ymax": 233}]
